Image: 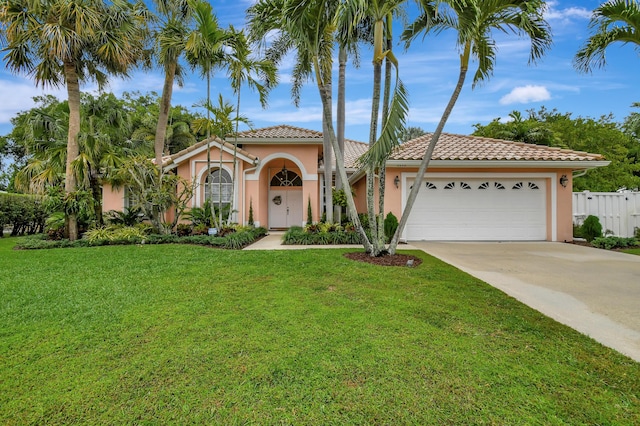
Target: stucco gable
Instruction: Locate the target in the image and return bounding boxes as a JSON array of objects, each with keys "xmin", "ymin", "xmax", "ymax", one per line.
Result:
[{"xmin": 163, "ymin": 136, "xmax": 257, "ymax": 168}]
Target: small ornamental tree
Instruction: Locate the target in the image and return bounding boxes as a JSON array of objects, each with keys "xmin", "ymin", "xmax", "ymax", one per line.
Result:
[
  {"xmin": 248, "ymin": 198, "xmax": 255, "ymax": 227},
  {"xmin": 582, "ymin": 215, "xmax": 603, "ymax": 242},
  {"xmin": 307, "ymin": 196, "xmax": 313, "ymax": 226}
]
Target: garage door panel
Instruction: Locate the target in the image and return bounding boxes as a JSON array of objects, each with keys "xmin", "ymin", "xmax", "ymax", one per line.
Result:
[{"xmin": 406, "ymin": 178, "xmax": 546, "ymax": 241}]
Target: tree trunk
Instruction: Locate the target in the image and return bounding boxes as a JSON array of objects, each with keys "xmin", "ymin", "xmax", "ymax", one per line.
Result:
[
  {"xmin": 64, "ymin": 61, "xmax": 81, "ymax": 241},
  {"xmin": 389, "ymin": 46, "xmax": 470, "ymax": 254},
  {"xmin": 155, "ymin": 61, "xmax": 177, "ymax": 170},
  {"xmin": 335, "ymin": 46, "xmax": 347, "ymax": 222},
  {"xmin": 322, "ymin": 72, "xmax": 333, "ymax": 224},
  {"xmin": 317, "ymin": 81, "xmax": 371, "ymax": 252},
  {"xmin": 367, "ymin": 29, "xmax": 383, "ymax": 255},
  {"xmin": 229, "ymin": 86, "xmax": 241, "ymax": 225},
  {"xmin": 377, "ymin": 30, "xmax": 393, "ymax": 248}
]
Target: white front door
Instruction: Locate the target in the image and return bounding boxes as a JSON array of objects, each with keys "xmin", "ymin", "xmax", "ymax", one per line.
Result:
[{"xmin": 269, "ymin": 189, "xmax": 303, "ymax": 228}]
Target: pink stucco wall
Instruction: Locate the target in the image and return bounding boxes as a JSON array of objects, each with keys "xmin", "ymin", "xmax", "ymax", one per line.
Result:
[{"xmin": 101, "ymin": 142, "xmax": 576, "ymax": 241}]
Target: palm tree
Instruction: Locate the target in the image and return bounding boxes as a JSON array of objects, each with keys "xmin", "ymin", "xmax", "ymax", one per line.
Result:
[
  {"xmin": 390, "ymin": 0, "xmax": 552, "ymax": 253},
  {"xmin": 575, "ymin": 0, "xmax": 640, "ymax": 73},
  {"xmin": 247, "ymin": 0, "xmax": 341, "ymax": 227},
  {"xmin": 192, "ymin": 95, "xmax": 252, "ymax": 225},
  {"xmin": 225, "ymin": 27, "xmax": 277, "ymax": 223},
  {"xmin": 1, "ymin": 0, "xmax": 148, "ymax": 240},
  {"xmin": 151, "ymin": 0, "xmax": 194, "ymax": 169},
  {"xmin": 14, "ymin": 93, "xmax": 138, "ymax": 226},
  {"xmin": 339, "ymin": 0, "xmax": 409, "ymax": 255},
  {"xmin": 184, "ymin": 0, "xmax": 230, "ymax": 223}
]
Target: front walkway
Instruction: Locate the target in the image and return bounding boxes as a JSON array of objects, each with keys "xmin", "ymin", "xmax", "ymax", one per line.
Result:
[{"xmin": 244, "ymin": 231, "xmax": 419, "ymax": 251}]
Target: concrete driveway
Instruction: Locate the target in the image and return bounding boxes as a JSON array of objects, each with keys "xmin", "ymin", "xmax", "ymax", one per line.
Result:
[{"xmin": 410, "ymin": 241, "xmax": 640, "ymax": 362}]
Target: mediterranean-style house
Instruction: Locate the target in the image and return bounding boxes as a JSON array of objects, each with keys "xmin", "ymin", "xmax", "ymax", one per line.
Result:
[{"xmin": 102, "ymin": 124, "xmax": 609, "ymax": 242}]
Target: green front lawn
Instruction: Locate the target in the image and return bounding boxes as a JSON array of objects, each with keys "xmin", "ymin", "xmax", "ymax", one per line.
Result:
[
  {"xmin": 1, "ymin": 237, "xmax": 638, "ymax": 424},
  {"xmin": 623, "ymin": 247, "xmax": 640, "ymax": 256}
]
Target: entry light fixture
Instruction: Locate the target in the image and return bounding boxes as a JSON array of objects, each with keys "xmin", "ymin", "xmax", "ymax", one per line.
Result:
[
  {"xmin": 394, "ymin": 175, "xmax": 400, "ymax": 189},
  {"xmin": 559, "ymin": 174, "xmax": 568, "ymax": 188}
]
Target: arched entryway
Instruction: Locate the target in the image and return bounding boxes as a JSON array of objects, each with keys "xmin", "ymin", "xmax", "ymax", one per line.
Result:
[{"xmin": 269, "ymin": 166, "xmax": 303, "ymax": 229}]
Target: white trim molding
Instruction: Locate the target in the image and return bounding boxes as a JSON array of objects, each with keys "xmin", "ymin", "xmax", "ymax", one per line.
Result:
[{"xmin": 245, "ymin": 152, "xmax": 317, "ymax": 182}]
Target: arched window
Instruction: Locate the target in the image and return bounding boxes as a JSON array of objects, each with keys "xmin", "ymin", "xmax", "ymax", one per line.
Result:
[
  {"xmin": 204, "ymin": 168, "xmax": 233, "ymax": 204},
  {"xmin": 270, "ymin": 168, "xmax": 302, "ymax": 187}
]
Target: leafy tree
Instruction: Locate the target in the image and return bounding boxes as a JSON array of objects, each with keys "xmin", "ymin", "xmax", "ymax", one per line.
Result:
[
  {"xmin": 575, "ymin": 0, "xmax": 640, "ymax": 73},
  {"xmin": 473, "ymin": 110, "xmax": 558, "ymax": 146},
  {"xmin": 473, "ymin": 107, "xmax": 640, "ymax": 191},
  {"xmin": 1, "ymin": 0, "xmax": 149, "ymax": 240},
  {"xmin": 399, "ymin": 126, "xmax": 427, "ymax": 143},
  {"xmin": 109, "ymin": 157, "xmax": 194, "ymax": 234},
  {"xmin": 390, "ymin": 0, "xmax": 552, "ymax": 254}
]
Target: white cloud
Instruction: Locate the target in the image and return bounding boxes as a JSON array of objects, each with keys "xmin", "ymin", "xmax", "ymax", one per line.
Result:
[
  {"xmin": 0, "ymin": 78, "xmax": 66, "ymax": 124},
  {"xmin": 499, "ymin": 85, "xmax": 551, "ymax": 105},
  {"xmin": 545, "ymin": 1, "xmax": 591, "ymax": 21}
]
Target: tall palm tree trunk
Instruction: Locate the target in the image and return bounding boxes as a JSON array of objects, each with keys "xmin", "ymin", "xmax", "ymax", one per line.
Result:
[
  {"xmin": 230, "ymin": 87, "xmax": 241, "ymax": 225},
  {"xmin": 317, "ymin": 80, "xmax": 371, "ymax": 252},
  {"xmin": 155, "ymin": 61, "xmax": 177, "ymax": 170},
  {"xmin": 335, "ymin": 46, "xmax": 346, "ymax": 222},
  {"xmin": 322, "ymin": 74, "xmax": 333, "ymax": 225},
  {"xmin": 64, "ymin": 61, "xmax": 81, "ymax": 241},
  {"xmin": 367, "ymin": 38, "xmax": 384, "ymax": 255},
  {"xmin": 378, "ymin": 24, "xmax": 393, "ymax": 247},
  {"xmin": 389, "ymin": 44, "xmax": 470, "ymax": 254}
]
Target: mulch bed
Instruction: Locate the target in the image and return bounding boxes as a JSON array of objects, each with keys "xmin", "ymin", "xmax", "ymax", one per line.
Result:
[{"xmin": 344, "ymin": 251, "xmax": 423, "ymax": 267}]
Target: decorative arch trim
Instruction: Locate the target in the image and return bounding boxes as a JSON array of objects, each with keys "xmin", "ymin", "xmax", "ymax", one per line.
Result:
[{"xmin": 245, "ymin": 152, "xmax": 317, "ymax": 181}]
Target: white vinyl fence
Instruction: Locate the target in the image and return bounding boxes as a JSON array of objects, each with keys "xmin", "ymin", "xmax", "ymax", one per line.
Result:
[{"xmin": 573, "ymin": 191, "xmax": 640, "ymax": 237}]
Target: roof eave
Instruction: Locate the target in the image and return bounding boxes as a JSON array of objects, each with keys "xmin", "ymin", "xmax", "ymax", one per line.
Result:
[
  {"xmin": 385, "ymin": 159, "xmax": 611, "ymax": 169},
  {"xmin": 233, "ymin": 137, "xmax": 324, "ymax": 145},
  {"xmin": 172, "ymin": 141, "xmax": 256, "ymax": 165}
]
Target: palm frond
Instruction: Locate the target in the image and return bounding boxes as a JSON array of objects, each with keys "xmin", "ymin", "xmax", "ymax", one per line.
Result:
[{"xmin": 358, "ymin": 80, "xmax": 409, "ymax": 167}]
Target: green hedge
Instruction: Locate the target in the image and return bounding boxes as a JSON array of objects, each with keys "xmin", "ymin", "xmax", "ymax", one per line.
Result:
[
  {"xmin": 14, "ymin": 226, "xmax": 268, "ymax": 250},
  {"xmin": 283, "ymin": 225, "xmax": 363, "ymax": 245},
  {"xmin": 0, "ymin": 193, "xmax": 48, "ymax": 237}
]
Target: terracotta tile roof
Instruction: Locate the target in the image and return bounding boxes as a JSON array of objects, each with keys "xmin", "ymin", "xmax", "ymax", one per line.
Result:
[
  {"xmin": 392, "ymin": 132, "xmax": 605, "ymax": 162},
  {"xmin": 236, "ymin": 124, "xmax": 323, "ymax": 139},
  {"xmin": 165, "ymin": 136, "xmax": 256, "ymax": 166},
  {"xmin": 344, "ymin": 139, "xmax": 369, "ymax": 168}
]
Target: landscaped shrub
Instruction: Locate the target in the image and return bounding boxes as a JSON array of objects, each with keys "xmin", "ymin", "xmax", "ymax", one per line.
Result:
[
  {"xmin": 384, "ymin": 212, "xmax": 399, "ymax": 243},
  {"xmin": 573, "ymin": 223, "xmax": 583, "ymax": 239},
  {"xmin": 106, "ymin": 208, "xmax": 144, "ymax": 226},
  {"xmin": 591, "ymin": 236, "xmax": 639, "ymax": 250},
  {"xmin": 45, "ymin": 212, "xmax": 66, "ymax": 240},
  {"xmin": 581, "ymin": 215, "xmax": 603, "ymax": 242},
  {"xmin": 14, "ymin": 225, "xmax": 266, "ymax": 250},
  {"xmin": 307, "ymin": 197, "xmax": 313, "ymax": 225},
  {"xmin": 83, "ymin": 226, "xmax": 148, "ymax": 244},
  {"xmin": 0, "ymin": 192, "xmax": 48, "ymax": 237},
  {"xmin": 176, "ymin": 223, "xmax": 192, "ymax": 237},
  {"xmin": 283, "ymin": 224, "xmax": 362, "ymax": 245},
  {"xmin": 248, "ymin": 199, "xmax": 255, "ymax": 227}
]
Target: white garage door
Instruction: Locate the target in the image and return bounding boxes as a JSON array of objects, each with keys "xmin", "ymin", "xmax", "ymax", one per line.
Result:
[{"xmin": 406, "ymin": 178, "xmax": 547, "ymax": 241}]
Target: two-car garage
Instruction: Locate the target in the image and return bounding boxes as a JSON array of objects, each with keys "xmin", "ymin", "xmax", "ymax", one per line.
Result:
[{"xmin": 404, "ymin": 176, "xmax": 549, "ymax": 241}]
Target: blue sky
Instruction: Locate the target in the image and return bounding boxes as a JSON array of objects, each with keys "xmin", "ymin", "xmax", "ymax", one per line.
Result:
[{"xmin": 1, "ymin": 0, "xmax": 638, "ymax": 143}]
